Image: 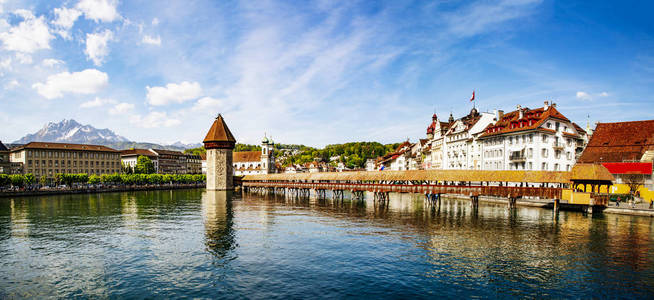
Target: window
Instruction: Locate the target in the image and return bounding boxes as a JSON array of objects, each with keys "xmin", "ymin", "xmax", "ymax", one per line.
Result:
[
  {"xmin": 528, "ymin": 162, "xmax": 533, "ymax": 170},
  {"xmin": 542, "ymin": 162, "xmax": 547, "ymax": 170},
  {"xmin": 554, "ymin": 163, "xmax": 559, "ymax": 171},
  {"xmin": 547, "ymin": 122, "xmax": 551, "ymax": 128},
  {"xmin": 527, "ymin": 148, "xmax": 533, "ymax": 158},
  {"xmin": 555, "ymin": 122, "xmax": 560, "ymax": 131},
  {"xmin": 555, "ymin": 150, "xmax": 561, "ymax": 159},
  {"xmin": 542, "ymin": 135, "xmax": 548, "ymax": 143},
  {"xmin": 542, "ymin": 149, "xmax": 548, "ymax": 158}
]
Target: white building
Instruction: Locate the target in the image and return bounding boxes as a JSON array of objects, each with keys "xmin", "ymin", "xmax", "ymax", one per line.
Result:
[
  {"xmin": 442, "ymin": 108, "xmax": 495, "ymax": 170},
  {"xmin": 424, "ymin": 113, "xmax": 452, "ymax": 170},
  {"xmin": 233, "ymin": 136, "xmax": 276, "ymax": 176},
  {"xmin": 478, "ymin": 102, "xmax": 583, "ymax": 171}
]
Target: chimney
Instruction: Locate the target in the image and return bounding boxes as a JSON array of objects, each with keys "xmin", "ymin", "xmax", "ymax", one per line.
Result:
[
  {"xmin": 498, "ymin": 110, "xmax": 504, "ymax": 120},
  {"xmin": 552, "ymin": 102, "xmax": 557, "ymax": 108},
  {"xmin": 544, "ymin": 101, "xmax": 549, "ymax": 110}
]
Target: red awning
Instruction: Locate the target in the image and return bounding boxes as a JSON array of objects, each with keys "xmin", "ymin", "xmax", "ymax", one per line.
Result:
[{"xmin": 601, "ymin": 162, "xmax": 652, "ymax": 174}]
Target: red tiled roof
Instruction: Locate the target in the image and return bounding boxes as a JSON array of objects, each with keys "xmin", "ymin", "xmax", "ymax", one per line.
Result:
[
  {"xmin": 150, "ymin": 149, "xmax": 185, "ymax": 156},
  {"xmin": 121, "ymin": 149, "xmax": 157, "ymax": 157},
  {"xmin": 233, "ymin": 151, "xmax": 261, "ymax": 162},
  {"xmin": 579, "ymin": 120, "xmax": 654, "ymax": 163},
  {"xmin": 12, "ymin": 142, "xmax": 119, "ymax": 152},
  {"xmin": 572, "ymin": 122, "xmax": 586, "ymax": 135},
  {"xmin": 480, "ymin": 105, "xmax": 572, "ymax": 138},
  {"xmin": 203, "ymin": 114, "xmax": 236, "ymax": 143}
]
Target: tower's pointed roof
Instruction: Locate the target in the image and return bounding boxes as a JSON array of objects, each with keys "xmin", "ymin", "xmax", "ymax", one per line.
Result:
[{"xmin": 203, "ymin": 114, "xmax": 236, "ymax": 143}]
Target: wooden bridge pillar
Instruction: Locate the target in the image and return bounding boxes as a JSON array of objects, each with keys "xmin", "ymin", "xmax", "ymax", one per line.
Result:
[
  {"xmin": 553, "ymin": 199, "xmax": 560, "ymax": 212},
  {"xmin": 508, "ymin": 197, "xmax": 517, "ymax": 209}
]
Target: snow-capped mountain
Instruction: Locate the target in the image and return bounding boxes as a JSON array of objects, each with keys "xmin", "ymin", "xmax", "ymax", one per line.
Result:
[
  {"xmin": 14, "ymin": 119, "xmax": 130, "ymax": 144},
  {"xmin": 11, "ymin": 119, "xmax": 199, "ymax": 151}
]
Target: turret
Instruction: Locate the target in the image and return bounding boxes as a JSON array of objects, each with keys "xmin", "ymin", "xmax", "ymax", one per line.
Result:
[{"xmin": 203, "ymin": 114, "xmax": 236, "ymax": 190}]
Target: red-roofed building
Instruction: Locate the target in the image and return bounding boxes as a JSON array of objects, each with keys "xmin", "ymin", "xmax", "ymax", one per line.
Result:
[
  {"xmin": 578, "ymin": 120, "xmax": 654, "ymax": 192},
  {"xmin": 478, "ymin": 101, "xmax": 585, "ymax": 171},
  {"xmin": 232, "ymin": 135, "xmax": 277, "ymax": 176}
]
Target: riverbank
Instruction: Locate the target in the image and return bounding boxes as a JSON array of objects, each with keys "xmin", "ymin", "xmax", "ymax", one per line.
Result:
[{"xmin": 0, "ymin": 183, "xmax": 205, "ymax": 198}]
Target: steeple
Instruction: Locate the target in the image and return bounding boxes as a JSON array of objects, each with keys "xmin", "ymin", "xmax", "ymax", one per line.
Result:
[{"xmin": 448, "ymin": 112, "xmax": 454, "ymax": 123}]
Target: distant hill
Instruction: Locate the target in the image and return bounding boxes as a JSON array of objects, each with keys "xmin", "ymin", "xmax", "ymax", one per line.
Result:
[{"xmin": 12, "ymin": 119, "xmax": 198, "ymax": 151}]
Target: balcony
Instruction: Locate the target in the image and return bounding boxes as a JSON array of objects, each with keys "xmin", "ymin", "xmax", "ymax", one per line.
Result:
[
  {"xmin": 509, "ymin": 154, "xmax": 526, "ymax": 162},
  {"xmin": 553, "ymin": 142, "xmax": 564, "ymax": 150}
]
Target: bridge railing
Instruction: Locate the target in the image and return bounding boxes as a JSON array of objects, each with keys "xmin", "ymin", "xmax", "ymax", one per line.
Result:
[{"xmin": 243, "ymin": 182, "xmax": 562, "ymax": 199}]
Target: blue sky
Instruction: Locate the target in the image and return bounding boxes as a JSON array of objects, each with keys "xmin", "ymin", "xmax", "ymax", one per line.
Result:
[{"xmin": 0, "ymin": 0, "xmax": 653, "ymax": 147}]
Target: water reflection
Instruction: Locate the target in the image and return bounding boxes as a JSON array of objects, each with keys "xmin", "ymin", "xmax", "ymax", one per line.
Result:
[
  {"xmin": 203, "ymin": 190, "xmax": 237, "ymax": 259},
  {"xmin": 0, "ymin": 189, "xmax": 653, "ymax": 298}
]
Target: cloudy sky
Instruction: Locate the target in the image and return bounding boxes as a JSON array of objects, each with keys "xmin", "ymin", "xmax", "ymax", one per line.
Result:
[{"xmin": 0, "ymin": 0, "xmax": 652, "ymax": 147}]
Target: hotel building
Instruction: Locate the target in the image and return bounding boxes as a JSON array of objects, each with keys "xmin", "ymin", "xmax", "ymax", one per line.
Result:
[{"xmin": 9, "ymin": 142, "xmax": 121, "ymax": 178}]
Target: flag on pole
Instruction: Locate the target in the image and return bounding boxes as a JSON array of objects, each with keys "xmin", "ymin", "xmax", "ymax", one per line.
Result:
[{"xmin": 470, "ymin": 90, "xmax": 475, "ymax": 102}]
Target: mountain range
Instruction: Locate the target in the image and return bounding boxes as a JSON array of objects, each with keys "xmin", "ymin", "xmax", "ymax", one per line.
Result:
[{"xmin": 11, "ymin": 119, "xmax": 202, "ymax": 151}]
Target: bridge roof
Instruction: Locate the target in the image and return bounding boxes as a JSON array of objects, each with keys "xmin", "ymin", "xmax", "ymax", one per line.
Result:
[
  {"xmin": 569, "ymin": 163, "xmax": 615, "ymax": 182},
  {"xmin": 243, "ymin": 169, "xmax": 572, "ymax": 183}
]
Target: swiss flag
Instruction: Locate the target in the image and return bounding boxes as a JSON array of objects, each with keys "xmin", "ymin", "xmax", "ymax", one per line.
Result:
[{"xmin": 470, "ymin": 90, "xmax": 475, "ymax": 102}]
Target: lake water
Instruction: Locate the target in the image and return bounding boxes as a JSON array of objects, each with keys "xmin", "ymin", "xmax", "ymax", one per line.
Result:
[{"xmin": 1, "ymin": 189, "xmax": 653, "ymax": 298}]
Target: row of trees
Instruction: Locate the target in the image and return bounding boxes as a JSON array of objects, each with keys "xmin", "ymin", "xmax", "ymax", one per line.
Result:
[
  {"xmin": 282, "ymin": 142, "xmax": 401, "ymax": 169},
  {"xmin": 0, "ymin": 173, "xmax": 206, "ymax": 188}
]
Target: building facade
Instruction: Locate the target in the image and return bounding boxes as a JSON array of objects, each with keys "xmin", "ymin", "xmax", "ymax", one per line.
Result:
[
  {"xmin": 478, "ymin": 102, "xmax": 582, "ymax": 171},
  {"xmin": 442, "ymin": 108, "xmax": 495, "ymax": 170},
  {"xmin": 233, "ymin": 136, "xmax": 276, "ymax": 176},
  {"xmin": 149, "ymin": 149, "xmax": 188, "ymax": 174},
  {"xmin": 186, "ymin": 154, "xmax": 202, "ymax": 174},
  {"xmin": 121, "ymin": 149, "xmax": 159, "ymax": 172},
  {"xmin": 9, "ymin": 142, "xmax": 121, "ymax": 178},
  {"xmin": 0, "ymin": 141, "xmax": 9, "ymax": 174}
]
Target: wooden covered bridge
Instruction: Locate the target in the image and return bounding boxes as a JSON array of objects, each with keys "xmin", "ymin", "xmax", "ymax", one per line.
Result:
[{"xmin": 239, "ymin": 164, "xmax": 614, "ymax": 210}]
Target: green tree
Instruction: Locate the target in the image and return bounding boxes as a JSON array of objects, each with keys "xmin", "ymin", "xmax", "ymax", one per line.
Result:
[
  {"xmin": 24, "ymin": 173, "xmax": 35, "ymax": 186},
  {"xmin": 39, "ymin": 175, "xmax": 48, "ymax": 186},
  {"xmin": 88, "ymin": 174, "xmax": 101, "ymax": 185},
  {"xmin": 9, "ymin": 174, "xmax": 25, "ymax": 187},
  {"xmin": 134, "ymin": 156, "xmax": 155, "ymax": 174}
]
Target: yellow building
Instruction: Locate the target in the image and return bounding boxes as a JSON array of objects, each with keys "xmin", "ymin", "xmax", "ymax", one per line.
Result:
[{"xmin": 10, "ymin": 142, "xmax": 121, "ymax": 178}]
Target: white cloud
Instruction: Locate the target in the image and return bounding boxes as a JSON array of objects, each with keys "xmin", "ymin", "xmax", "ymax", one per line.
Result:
[
  {"xmin": 76, "ymin": 0, "xmax": 121, "ymax": 23},
  {"xmin": 152, "ymin": 17, "xmax": 159, "ymax": 26},
  {"xmin": 192, "ymin": 96, "xmax": 224, "ymax": 111},
  {"xmin": 109, "ymin": 102, "xmax": 134, "ymax": 114},
  {"xmin": 52, "ymin": 7, "xmax": 81, "ymax": 29},
  {"xmin": 80, "ymin": 96, "xmax": 116, "ymax": 108},
  {"xmin": 0, "ymin": 58, "xmax": 10, "ymax": 71},
  {"xmin": 51, "ymin": 7, "xmax": 82, "ymax": 39},
  {"xmin": 32, "ymin": 69, "xmax": 109, "ymax": 99},
  {"xmin": 443, "ymin": 0, "xmax": 542, "ymax": 38},
  {"xmin": 0, "ymin": 9, "xmax": 54, "ymax": 53},
  {"xmin": 41, "ymin": 58, "xmax": 64, "ymax": 67},
  {"xmin": 130, "ymin": 111, "xmax": 181, "ymax": 128},
  {"xmin": 142, "ymin": 34, "xmax": 161, "ymax": 46},
  {"xmin": 15, "ymin": 53, "xmax": 32, "ymax": 64},
  {"xmin": 4, "ymin": 79, "xmax": 19, "ymax": 90},
  {"xmin": 599, "ymin": 92, "xmax": 609, "ymax": 97},
  {"xmin": 85, "ymin": 30, "xmax": 114, "ymax": 66},
  {"xmin": 576, "ymin": 91, "xmax": 592, "ymax": 100},
  {"xmin": 146, "ymin": 81, "xmax": 202, "ymax": 106}
]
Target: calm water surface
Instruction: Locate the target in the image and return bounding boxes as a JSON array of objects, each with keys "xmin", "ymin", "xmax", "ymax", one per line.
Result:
[{"xmin": 1, "ymin": 189, "xmax": 653, "ymax": 298}]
